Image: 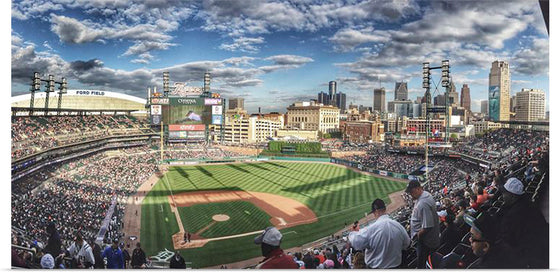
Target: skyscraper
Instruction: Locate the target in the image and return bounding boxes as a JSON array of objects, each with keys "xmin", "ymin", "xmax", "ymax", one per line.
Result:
[
  {"xmin": 481, "ymin": 100, "xmax": 488, "ymax": 115},
  {"xmin": 515, "ymin": 88, "xmax": 545, "ymax": 121},
  {"xmin": 395, "ymin": 81, "xmax": 408, "ymax": 101},
  {"xmin": 434, "ymin": 94, "xmax": 446, "ymax": 106},
  {"xmin": 373, "ymin": 87, "xmax": 386, "ymax": 112},
  {"xmin": 329, "ymin": 81, "xmax": 337, "ymax": 106},
  {"xmin": 229, "ymin": 97, "xmax": 245, "ymax": 110},
  {"xmin": 318, "ymin": 91, "xmax": 330, "ymax": 105},
  {"xmin": 335, "ymin": 92, "xmax": 346, "ymax": 113},
  {"xmin": 448, "ymin": 81, "xmax": 459, "ymax": 106},
  {"xmin": 460, "ymin": 84, "xmax": 471, "ymax": 111},
  {"xmin": 488, "ymin": 60, "xmax": 511, "ymax": 121}
]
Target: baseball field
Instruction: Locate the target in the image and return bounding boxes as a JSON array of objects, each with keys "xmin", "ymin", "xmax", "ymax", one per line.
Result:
[{"xmin": 140, "ymin": 161, "xmax": 406, "ymax": 268}]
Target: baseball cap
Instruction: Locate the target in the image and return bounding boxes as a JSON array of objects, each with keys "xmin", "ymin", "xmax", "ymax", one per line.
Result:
[
  {"xmin": 370, "ymin": 199, "xmax": 386, "ymax": 213},
  {"xmin": 464, "ymin": 212, "xmax": 498, "ymax": 243},
  {"xmin": 41, "ymin": 254, "xmax": 55, "ymax": 269},
  {"xmin": 254, "ymin": 227, "xmax": 282, "ymax": 246},
  {"xmin": 405, "ymin": 180, "xmax": 421, "ymax": 193},
  {"xmin": 502, "ymin": 177, "xmax": 524, "ymax": 195}
]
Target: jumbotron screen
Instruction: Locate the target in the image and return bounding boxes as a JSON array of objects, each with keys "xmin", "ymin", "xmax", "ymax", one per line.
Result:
[{"xmin": 161, "ymin": 97, "xmax": 218, "ymax": 125}]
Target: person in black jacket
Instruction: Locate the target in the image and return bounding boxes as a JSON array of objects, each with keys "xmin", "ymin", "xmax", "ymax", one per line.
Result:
[
  {"xmin": 131, "ymin": 243, "xmax": 147, "ymax": 269},
  {"xmin": 89, "ymin": 238, "xmax": 105, "ymax": 269},
  {"xmin": 43, "ymin": 222, "xmax": 61, "ymax": 257},
  {"xmin": 169, "ymin": 251, "xmax": 186, "ymax": 269},
  {"xmin": 439, "ymin": 210, "xmax": 461, "ymax": 255},
  {"xmin": 498, "ymin": 177, "xmax": 549, "ymax": 268}
]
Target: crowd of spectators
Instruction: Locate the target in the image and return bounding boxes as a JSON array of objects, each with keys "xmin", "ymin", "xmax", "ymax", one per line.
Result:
[
  {"xmin": 341, "ymin": 144, "xmax": 444, "ymax": 175},
  {"xmin": 11, "ymin": 115, "xmax": 152, "ymax": 160},
  {"xmin": 11, "ymin": 150, "xmax": 160, "ymax": 268},
  {"xmin": 453, "ymin": 129, "xmax": 548, "ymax": 162}
]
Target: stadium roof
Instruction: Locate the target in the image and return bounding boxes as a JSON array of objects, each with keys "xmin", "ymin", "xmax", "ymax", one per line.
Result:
[
  {"xmin": 12, "ymin": 90, "xmax": 145, "ymax": 104},
  {"xmin": 11, "ymin": 90, "xmax": 146, "ymax": 111}
]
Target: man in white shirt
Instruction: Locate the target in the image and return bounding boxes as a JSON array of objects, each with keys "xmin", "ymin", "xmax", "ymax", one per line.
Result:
[
  {"xmin": 60, "ymin": 233, "xmax": 96, "ymax": 269},
  {"xmin": 348, "ymin": 199, "xmax": 411, "ymax": 269}
]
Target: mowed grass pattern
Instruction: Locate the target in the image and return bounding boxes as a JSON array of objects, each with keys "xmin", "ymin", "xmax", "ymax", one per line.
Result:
[
  {"xmin": 141, "ymin": 162, "xmax": 406, "ymax": 268},
  {"xmin": 177, "ymin": 201, "xmax": 272, "ymax": 238}
]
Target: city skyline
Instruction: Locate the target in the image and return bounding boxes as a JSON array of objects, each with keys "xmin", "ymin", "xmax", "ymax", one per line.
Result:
[{"xmin": 11, "ymin": 0, "xmax": 549, "ymax": 114}]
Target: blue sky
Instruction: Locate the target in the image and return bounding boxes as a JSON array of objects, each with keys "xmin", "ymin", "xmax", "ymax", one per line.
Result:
[{"xmin": 11, "ymin": 0, "xmax": 549, "ymax": 114}]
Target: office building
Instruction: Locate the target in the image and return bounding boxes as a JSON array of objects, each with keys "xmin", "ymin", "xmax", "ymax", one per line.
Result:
[
  {"xmin": 318, "ymin": 91, "xmax": 330, "ymax": 105},
  {"xmin": 515, "ymin": 88, "xmax": 546, "ymax": 122},
  {"xmin": 481, "ymin": 100, "xmax": 488, "ymax": 115},
  {"xmin": 448, "ymin": 81, "xmax": 459, "ymax": 106},
  {"xmin": 286, "ymin": 101, "xmax": 340, "ymax": 133},
  {"xmin": 228, "ymin": 97, "xmax": 245, "ymax": 110},
  {"xmin": 488, "ymin": 60, "xmax": 511, "ymax": 121},
  {"xmin": 335, "ymin": 92, "xmax": 346, "ymax": 113},
  {"xmin": 374, "ymin": 87, "xmax": 386, "ymax": 112},
  {"xmin": 395, "ymin": 81, "xmax": 408, "ymax": 101},
  {"xmin": 460, "ymin": 84, "xmax": 471, "ymax": 111},
  {"xmin": 329, "ymin": 81, "xmax": 337, "ymax": 106}
]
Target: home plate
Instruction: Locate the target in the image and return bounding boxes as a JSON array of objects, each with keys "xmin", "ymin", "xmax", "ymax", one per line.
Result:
[{"xmin": 276, "ymin": 217, "xmax": 287, "ymax": 226}]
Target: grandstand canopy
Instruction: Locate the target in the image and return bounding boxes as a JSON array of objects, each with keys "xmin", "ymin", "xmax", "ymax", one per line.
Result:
[{"xmin": 11, "ymin": 90, "xmax": 146, "ymax": 112}]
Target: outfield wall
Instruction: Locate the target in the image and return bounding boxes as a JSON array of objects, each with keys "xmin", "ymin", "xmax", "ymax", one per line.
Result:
[{"xmin": 330, "ymin": 158, "xmax": 423, "ymax": 181}]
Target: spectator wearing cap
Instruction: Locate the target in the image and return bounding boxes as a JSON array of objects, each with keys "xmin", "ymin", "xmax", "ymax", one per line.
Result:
[
  {"xmin": 465, "ymin": 213, "xmax": 517, "ymax": 269},
  {"xmin": 62, "ymin": 233, "xmax": 95, "ymax": 269},
  {"xmin": 102, "ymin": 239, "xmax": 124, "ymax": 269},
  {"xmin": 41, "ymin": 253, "xmax": 55, "ymax": 269},
  {"xmin": 498, "ymin": 177, "xmax": 549, "ymax": 268},
  {"xmin": 406, "ymin": 180, "xmax": 440, "ymax": 269},
  {"xmin": 254, "ymin": 227, "xmax": 298, "ymax": 269},
  {"xmin": 347, "ymin": 199, "xmax": 410, "ymax": 269}
]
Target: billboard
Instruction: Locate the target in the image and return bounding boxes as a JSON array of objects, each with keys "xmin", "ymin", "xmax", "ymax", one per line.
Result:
[
  {"xmin": 168, "ymin": 130, "xmax": 205, "ymax": 140},
  {"xmin": 212, "ymin": 105, "xmax": 223, "ymax": 115},
  {"xmin": 205, "ymin": 98, "xmax": 221, "ymax": 105},
  {"xmin": 489, "ymin": 85, "xmax": 500, "ymax": 121},
  {"xmin": 151, "ymin": 105, "xmax": 162, "ymax": 115},
  {"xmin": 151, "ymin": 115, "xmax": 161, "ymax": 125},
  {"xmin": 212, "ymin": 115, "xmax": 223, "ymax": 125},
  {"xmin": 150, "ymin": 98, "xmax": 169, "ymax": 105},
  {"xmin": 169, "ymin": 124, "xmax": 205, "ymax": 131}
]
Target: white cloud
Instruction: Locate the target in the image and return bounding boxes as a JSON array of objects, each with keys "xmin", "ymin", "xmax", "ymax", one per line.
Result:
[
  {"xmin": 50, "ymin": 15, "xmax": 105, "ymax": 44},
  {"xmin": 264, "ymin": 55, "xmax": 314, "ymax": 66},
  {"xmin": 329, "ymin": 27, "xmax": 390, "ymax": 52},
  {"xmin": 219, "ymin": 37, "xmax": 265, "ymax": 53}
]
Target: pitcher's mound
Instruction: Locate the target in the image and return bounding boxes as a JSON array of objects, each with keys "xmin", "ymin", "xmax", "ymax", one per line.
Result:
[{"xmin": 212, "ymin": 214, "xmax": 230, "ymax": 221}]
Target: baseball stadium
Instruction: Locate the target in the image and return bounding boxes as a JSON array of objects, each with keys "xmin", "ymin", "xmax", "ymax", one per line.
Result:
[{"xmin": 11, "ymin": 73, "xmax": 549, "ymax": 269}]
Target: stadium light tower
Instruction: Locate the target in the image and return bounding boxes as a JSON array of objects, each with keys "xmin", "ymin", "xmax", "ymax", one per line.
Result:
[
  {"xmin": 163, "ymin": 72, "xmax": 170, "ymax": 97},
  {"xmin": 30, "ymin": 72, "xmax": 41, "ymax": 115},
  {"xmin": 422, "ymin": 62, "xmax": 431, "ymax": 182},
  {"xmin": 57, "ymin": 77, "xmax": 68, "ymax": 115},
  {"xmin": 44, "ymin": 75, "xmax": 55, "ymax": 115},
  {"xmin": 441, "ymin": 60, "xmax": 450, "ymax": 143}
]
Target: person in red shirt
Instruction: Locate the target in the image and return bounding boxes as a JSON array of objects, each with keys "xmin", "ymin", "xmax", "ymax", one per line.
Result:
[{"xmin": 254, "ymin": 227, "xmax": 298, "ymax": 269}]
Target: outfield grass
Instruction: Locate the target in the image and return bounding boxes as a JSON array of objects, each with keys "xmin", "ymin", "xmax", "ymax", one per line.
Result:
[
  {"xmin": 141, "ymin": 161, "xmax": 406, "ymax": 268},
  {"xmin": 178, "ymin": 201, "xmax": 273, "ymax": 238}
]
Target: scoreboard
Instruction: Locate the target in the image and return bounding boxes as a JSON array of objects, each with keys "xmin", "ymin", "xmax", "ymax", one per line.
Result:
[{"xmin": 149, "ymin": 96, "xmax": 224, "ymax": 141}]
